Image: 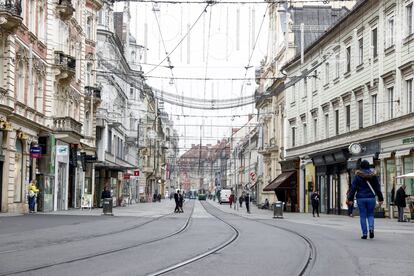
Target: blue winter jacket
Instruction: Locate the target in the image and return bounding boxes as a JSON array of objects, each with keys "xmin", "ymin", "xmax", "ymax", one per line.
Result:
[{"xmin": 347, "ymin": 169, "xmax": 384, "ymax": 202}]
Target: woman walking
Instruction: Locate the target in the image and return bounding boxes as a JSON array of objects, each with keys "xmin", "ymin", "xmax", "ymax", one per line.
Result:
[{"xmin": 347, "ymin": 160, "xmax": 383, "ymax": 239}]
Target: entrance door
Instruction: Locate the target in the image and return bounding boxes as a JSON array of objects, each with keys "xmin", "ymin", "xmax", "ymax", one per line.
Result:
[
  {"xmin": 68, "ymin": 165, "xmax": 75, "ymax": 208},
  {"xmin": 319, "ymin": 175, "xmax": 328, "ymax": 213},
  {"xmin": 57, "ymin": 162, "xmax": 67, "ymax": 210}
]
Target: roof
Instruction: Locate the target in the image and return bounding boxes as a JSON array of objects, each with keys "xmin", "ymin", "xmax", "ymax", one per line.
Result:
[{"xmin": 283, "ymin": 0, "xmax": 368, "ymax": 71}]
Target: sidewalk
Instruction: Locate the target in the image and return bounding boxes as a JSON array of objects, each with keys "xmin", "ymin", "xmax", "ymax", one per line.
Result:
[
  {"xmin": 208, "ymin": 199, "xmax": 414, "ymax": 234},
  {"xmin": 35, "ymin": 199, "xmax": 177, "ymax": 218}
]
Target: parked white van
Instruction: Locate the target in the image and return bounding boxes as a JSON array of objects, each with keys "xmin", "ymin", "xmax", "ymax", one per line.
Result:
[{"xmin": 219, "ymin": 189, "xmax": 231, "ymax": 204}]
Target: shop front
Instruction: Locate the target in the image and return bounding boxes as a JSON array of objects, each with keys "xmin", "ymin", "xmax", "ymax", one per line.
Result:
[
  {"xmin": 380, "ymin": 132, "xmax": 414, "ymax": 218},
  {"xmin": 311, "ymin": 149, "xmax": 349, "ymax": 215},
  {"xmin": 263, "ymin": 159, "xmax": 300, "ymax": 212}
]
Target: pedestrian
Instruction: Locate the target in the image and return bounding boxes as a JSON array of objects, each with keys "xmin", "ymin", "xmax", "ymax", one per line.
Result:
[
  {"xmin": 395, "ymin": 184, "xmax": 410, "ymax": 222},
  {"xmin": 347, "ymin": 160, "xmax": 384, "ymax": 239},
  {"xmin": 174, "ymin": 190, "xmax": 180, "ymax": 213},
  {"xmin": 239, "ymin": 195, "xmax": 243, "ymax": 207},
  {"xmin": 311, "ymin": 190, "xmax": 320, "ymax": 217},
  {"xmin": 346, "ymin": 188, "xmax": 354, "ymax": 217},
  {"xmin": 261, "ymin": 198, "xmax": 270, "ymax": 209},
  {"xmin": 229, "ymin": 193, "xmax": 234, "ymax": 208},
  {"xmin": 101, "ymin": 186, "xmax": 111, "ymax": 199},
  {"xmin": 178, "ymin": 192, "xmax": 184, "ymax": 213},
  {"xmin": 157, "ymin": 193, "xmax": 161, "ymax": 202},
  {"xmin": 245, "ymin": 193, "xmax": 250, "ymax": 214},
  {"xmin": 28, "ymin": 180, "xmax": 39, "ymax": 213}
]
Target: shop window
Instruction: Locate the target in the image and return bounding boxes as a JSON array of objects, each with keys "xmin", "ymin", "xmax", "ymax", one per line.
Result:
[
  {"xmin": 403, "ymin": 157, "xmax": 414, "ymax": 196},
  {"xmin": 386, "ymin": 159, "xmax": 396, "ymax": 206}
]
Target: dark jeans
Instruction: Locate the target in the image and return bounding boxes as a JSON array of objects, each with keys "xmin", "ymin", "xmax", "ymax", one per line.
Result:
[
  {"xmin": 28, "ymin": 196, "xmax": 36, "ymax": 211},
  {"xmin": 347, "ymin": 203, "xmax": 354, "ymax": 216},
  {"xmin": 245, "ymin": 202, "xmax": 250, "ymax": 213},
  {"xmin": 312, "ymin": 203, "xmax": 319, "ymax": 216},
  {"xmin": 398, "ymin": 206, "xmax": 405, "ymax": 221}
]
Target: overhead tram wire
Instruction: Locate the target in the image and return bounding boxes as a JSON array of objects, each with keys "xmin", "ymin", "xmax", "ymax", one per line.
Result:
[
  {"xmin": 240, "ymin": 4, "xmax": 268, "ymax": 98},
  {"xmin": 144, "ymin": 3, "xmax": 210, "ymax": 76},
  {"xmin": 125, "ymin": 0, "xmax": 356, "ymax": 4}
]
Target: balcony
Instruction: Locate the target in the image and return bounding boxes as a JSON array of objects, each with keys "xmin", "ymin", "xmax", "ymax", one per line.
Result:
[
  {"xmin": 53, "ymin": 116, "xmax": 83, "ymax": 144},
  {"xmin": 126, "ymin": 130, "xmax": 138, "ymax": 144},
  {"xmin": 56, "ymin": 0, "xmax": 74, "ymax": 21},
  {"xmin": 0, "ymin": 0, "xmax": 23, "ymax": 34},
  {"xmin": 85, "ymin": 85, "xmax": 101, "ymax": 103},
  {"xmin": 54, "ymin": 51, "xmax": 76, "ymax": 83}
]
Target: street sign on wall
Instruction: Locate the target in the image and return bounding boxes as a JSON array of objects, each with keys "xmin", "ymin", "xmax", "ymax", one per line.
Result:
[{"xmin": 134, "ymin": 170, "xmax": 140, "ymax": 176}]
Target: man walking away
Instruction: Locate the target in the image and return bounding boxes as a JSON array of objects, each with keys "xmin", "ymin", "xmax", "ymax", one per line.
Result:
[
  {"xmin": 347, "ymin": 160, "xmax": 384, "ymax": 239},
  {"xmin": 395, "ymin": 184, "xmax": 410, "ymax": 222},
  {"xmin": 239, "ymin": 195, "xmax": 243, "ymax": 207},
  {"xmin": 311, "ymin": 190, "xmax": 320, "ymax": 217},
  {"xmin": 245, "ymin": 193, "xmax": 250, "ymax": 214},
  {"xmin": 178, "ymin": 191, "xmax": 184, "ymax": 213},
  {"xmin": 174, "ymin": 190, "xmax": 180, "ymax": 213}
]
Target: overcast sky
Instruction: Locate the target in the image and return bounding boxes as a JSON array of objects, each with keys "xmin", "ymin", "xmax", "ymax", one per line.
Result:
[{"xmin": 117, "ymin": 1, "xmax": 268, "ymax": 153}]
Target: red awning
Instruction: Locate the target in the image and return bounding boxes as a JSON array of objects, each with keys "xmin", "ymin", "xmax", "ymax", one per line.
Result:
[{"xmin": 263, "ymin": 171, "xmax": 296, "ymax": 191}]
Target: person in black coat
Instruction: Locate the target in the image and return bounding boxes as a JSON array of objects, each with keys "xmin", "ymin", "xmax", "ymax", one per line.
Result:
[
  {"xmin": 244, "ymin": 193, "xmax": 250, "ymax": 214},
  {"xmin": 178, "ymin": 192, "xmax": 184, "ymax": 213},
  {"xmin": 174, "ymin": 190, "xmax": 180, "ymax": 213},
  {"xmin": 101, "ymin": 186, "xmax": 111, "ymax": 199},
  {"xmin": 311, "ymin": 190, "xmax": 320, "ymax": 217},
  {"xmin": 395, "ymin": 184, "xmax": 410, "ymax": 222}
]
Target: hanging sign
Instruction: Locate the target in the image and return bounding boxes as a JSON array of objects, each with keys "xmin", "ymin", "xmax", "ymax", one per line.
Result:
[
  {"xmin": 30, "ymin": 146, "xmax": 42, "ymax": 158},
  {"xmin": 134, "ymin": 170, "xmax": 140, "ymax": 176}
]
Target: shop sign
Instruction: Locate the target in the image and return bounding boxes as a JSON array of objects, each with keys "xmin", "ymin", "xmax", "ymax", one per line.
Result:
[
  {"xmin": 134, "ymin": 170, "xmax": 140, "ymax": 176},
  {"xmin": 30, "ymin": 146, "xmax": 42, "ymax": 158},
  {"xmin": 123, "ymin": 173, "xmax": 131, "ymax": 180},
  {"xmin": 402, "ymin": 137, "xmax": 414, "ymax": 145},
  {"xmin": 56, "ymin": 145, "xmax": 69, "ymax": 156}
]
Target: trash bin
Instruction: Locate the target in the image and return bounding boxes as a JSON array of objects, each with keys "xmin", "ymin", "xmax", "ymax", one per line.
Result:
[
  {"xmin": 273, "ymin": 201, "xmax": 283, "ymax": 218},
  {"xmin": 102, "ymin": 198, "xmax": 113, "ymax": 216}
]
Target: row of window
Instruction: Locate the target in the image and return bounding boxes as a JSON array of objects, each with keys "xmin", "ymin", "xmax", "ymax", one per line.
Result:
[
  {"xmin": 107, "ymin": 130, "xmax": 126, "ymax": 160},
  {"xmin": 21, "ymin": 0, "xmax": 46, "ymax": 40},
  {"xmin": 291, "ymin": 79, "xmax": 413, "ymax": 147},
  {"xmin": 291, "ymin": 2, "xmax": 414, "ymax": 103},
  {"xmin": 15, "ymin": 60, "xmax": 44, "ymax": 112}
]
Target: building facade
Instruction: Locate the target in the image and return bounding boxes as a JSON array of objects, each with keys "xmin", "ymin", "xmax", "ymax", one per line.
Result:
[
  {"xmin": 255, "ymin": 1, "xmax": 353, "ymax": 211},
  {"xmin": 284, "ymin": 0, "xmax": 414, "ymax": 217}
]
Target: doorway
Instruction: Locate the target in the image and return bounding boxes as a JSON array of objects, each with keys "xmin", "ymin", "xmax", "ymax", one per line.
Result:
[{"xmin": 57, "ymin": 162, "xmax": 67, "ymax": 210}]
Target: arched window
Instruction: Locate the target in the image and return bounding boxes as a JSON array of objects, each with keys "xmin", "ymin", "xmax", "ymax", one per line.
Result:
[
  {"xmin": 84, "ymin": 111, "xmax": 90, "ymax": 136},
  {"xmin": 16, "ymin": 61, "xmax": 25, "ymax": 102},
  {"xmin": 86, "ymin": 63, "xmax": 92, "ymax": 86},
  {"xmin": 37, "ymin": 1, "xmax": 45, "ymax": 39},
  {"xmin": 14, "ymin": 139, "xmax": 24, "ymax": 202},
  {"xmin": 86, "ymin": 16, "xmax": 93, "ymax": 40}
]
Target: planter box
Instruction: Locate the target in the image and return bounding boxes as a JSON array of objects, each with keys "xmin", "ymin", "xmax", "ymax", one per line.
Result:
[{"xmin": 374, "ymin": 211, "xmax": 385, "ymax": 218}]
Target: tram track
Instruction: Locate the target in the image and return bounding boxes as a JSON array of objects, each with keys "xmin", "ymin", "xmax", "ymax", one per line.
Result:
[
  {"xmin": 207, "ymin": 201, "xmax": 317, "ymax": 276},
  {"xmin": 0, "ymin": 202, "xmax": 195, "ymax": 276},
  {"xmin": 147, "ymin": 200, "xmax": 239, "ymax": 276},
  {"xmin": 0, "ymin": 212, "xmax": 172, "ymax": 255}
]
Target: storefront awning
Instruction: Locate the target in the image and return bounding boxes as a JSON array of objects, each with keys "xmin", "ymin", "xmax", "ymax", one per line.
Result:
[{"xmin": 263, "ymin": 171, "xmax": 295, "ymax": 191}]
